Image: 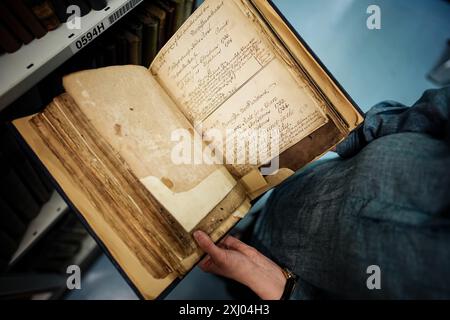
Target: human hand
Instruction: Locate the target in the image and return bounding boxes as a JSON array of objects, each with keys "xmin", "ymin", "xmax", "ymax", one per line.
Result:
[{"xmin": 193, "ymin": 230, "xmax": 287, "ymax": 300}]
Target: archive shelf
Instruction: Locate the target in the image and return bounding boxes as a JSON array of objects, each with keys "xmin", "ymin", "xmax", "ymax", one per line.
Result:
[
  {"xmin": 9, "ymin": 191, "xmax": 68, "ymax": 266},
  {"xmin": 0, "ymin": 0, "xmax": 143, "ymax": 111}
]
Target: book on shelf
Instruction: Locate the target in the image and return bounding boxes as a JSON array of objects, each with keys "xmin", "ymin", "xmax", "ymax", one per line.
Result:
[
  {"xmin": 0, "ymin": 154, "xmax": 40, "ymax": 222},
  {"xmin": 170, "ymin": 0, "xmax": 185, "ymax": 33},
  {"xmin": 124, "ymin": 20, "xmax": 143, "ymax": 65},
  {"xmin": 26, "ymin": 0, "xmax": 61, "ymax": 31},
  {"xmin": 143, "ymin": 2, "xmax": 168, "ymax": 50},
  {"xmin": 103, "ymin": 39, "xmax": 118, "ymax": 65},
  {"xmin": 138, "ymin": 13, "xmax": 159, "ymax": 67},
  {"xmin": 5, "ymin": 0, "xmax": 47, "ymax": 39},
  {"xmin": 0, "ymin": 197, "xmax": 26, "ymax": 246},
  {"xmin": 123, "ymin": 30, "xmax": 142, "ymax": 65},
  {"xmin": 183, "ymin": 0, "xmax": 194, "ymax": 21},
  {"xmin": 12, "ymin": 0, "xmax": 364, "ymax": 299},
  {"xmin": 66, "ymin": 0, "xmax": 92, "ymax": 17},
  {"xmin": 0, "ymin": 23, "xmax": 22, "ymax": 54},
  {"xmin": 86, "ymin": 0, "xmax": 108, "ymax": 11},
  {"xmin": 0, "ymin": 2, "xmax": 34, "ymax": 45},
  {"xmin": 115, "ymin": 31, "xmax": 129, "ymax": 65},
  {"xmin": 155, "ymin": 0, "xmax": 176, "ymax": 42},
  {"xmin": 50, "ymin": 0, "xmax": 70, "ymax": 23},
  {"xmin": 0, "ymin": 128, "xmax": 51, "ymax": 205}
]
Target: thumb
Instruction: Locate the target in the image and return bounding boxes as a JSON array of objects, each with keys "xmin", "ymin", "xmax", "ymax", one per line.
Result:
[{"xmin": 193, "ymin": 231, "xmax": 225, "ymax": 263}]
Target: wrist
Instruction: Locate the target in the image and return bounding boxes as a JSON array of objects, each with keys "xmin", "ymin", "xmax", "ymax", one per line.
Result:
[{"xmin": 245, "ymin": 265, "xmax": 287, "ymax": 300}]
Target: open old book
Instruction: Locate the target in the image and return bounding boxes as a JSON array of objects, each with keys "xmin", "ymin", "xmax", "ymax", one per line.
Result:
[{"xmin": 13, "ymin": 0, "xmax": 364, "ymax": 299}]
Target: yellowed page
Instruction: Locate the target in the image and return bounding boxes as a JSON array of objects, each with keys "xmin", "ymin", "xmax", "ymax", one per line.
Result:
[
  {"xmin": 62, "ymin": 65, "xmax": 240, "ymax": 232},
  {"xmin": 150, "ymin": 0, "xmax": 328, "ymax": 170}
]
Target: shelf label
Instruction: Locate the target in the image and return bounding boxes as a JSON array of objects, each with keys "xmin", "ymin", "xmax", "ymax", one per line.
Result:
[
  {"xmin": 70, "ymin": 0, "xmax": 143, "ymax": 54},
  {"xmin": 71, "ymin": 22, "xmax": 106, "ymax": 53}
]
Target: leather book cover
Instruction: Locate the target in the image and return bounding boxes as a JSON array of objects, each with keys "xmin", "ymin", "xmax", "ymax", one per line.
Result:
[
  {"xmin": 143, "ymin": 2, "xmax": 167, "ymax": 50},
  {"xmin": 66, "ymin": 0, "xmax": 91, "ymax": 16},
  {"xmin": 155, "ymin": 0, "xmax": 175, "ymax": 40},
  {"xmin": 116, "ymin": 31, "xmax": 129, "ymax": 65},
  {"xmin": 125, "ymin": 19, "xmax": 143, "ymax": 65},
  {"xmin": 169, "ymin": 0, "xmax": 185, "ymax": 33},
  {"xmin": 86, "ymin": 0, "xmax": 108, "ymax": 11},
  {"xmin": 26, "ymin": 0, "xmax": 61, "ymax": 31},
  {"xmin": 103, "ymin": 39, "xmax": 118, "ymax": 66},
  {"xmin": 0, "ymin": 154, "xmax": 40, "ymax": 222},
  {"xmin": 50, "ymin": 0, "xmax": 70, "ymax": 23},
  {"xmin": 0, "ymin": 3, "xmax": 34, "ymax": 44},
  {"xmin": 124, "ymin": 30, "xmax": 142, "ymax": 65},
  {"xmin": 183, "ymin": 0, "xmax": 194, "ymax": 21},
  {"xmin": 0, "ymin": 23, "xmax": 22, "ymax": 54},
  {"xmin": 138, "ymin": 14, "xmax": 159, "ymax": 66},
  {"xmin": 0, "ymin": 197, "xmax": 26, "ymax": 247},
  {"xmin": 10, "ymin": 0, "xmax": 366, "ymax": 300},
  {"xmin": 5, "ymin": 0, "xmax": 47, "ymax": 39},
  {"xmin": 0, "ymin": 126, "xmax": 51, "ymax": 205}
]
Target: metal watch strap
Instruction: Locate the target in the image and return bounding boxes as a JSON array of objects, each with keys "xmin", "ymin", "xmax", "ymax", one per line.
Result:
[{"xmin": 280, "ymin": 267, "xmax": 298, "ymax": 300}]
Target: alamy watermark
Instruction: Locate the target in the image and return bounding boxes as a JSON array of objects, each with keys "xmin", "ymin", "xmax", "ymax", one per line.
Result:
[
  {"xmin": 66, "ymin": 5, "xmax": 82, "ymax": 30},
  {"xmin": 170, "ymin": 124, "xmax": 281, "ymax": 175},
  {"xmin": 66, "ymin": 265, "xmax": 81, "ymax": 290},
  {"xmin": 366, "ymin": 265, "xmax": 381, "ymax": 290},
  {"xmin": 367, "ymin": 5, "xmax": 382, "ymax": 30}
]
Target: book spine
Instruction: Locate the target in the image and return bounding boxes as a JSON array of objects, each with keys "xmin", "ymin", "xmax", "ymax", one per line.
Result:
[
  {"xmin": 183, "ymin": 0, "xmax": 194, "ymax": 21},
  {"xmin": 0, "ymin": 231, "xmax": 18, "ymax": 269},
  {"xmin": 0, "ymin": 3, "xmax": 34, "ymax": 44},
  {"xmin": 103, "ymin": 40, "xmax": 117, "ymax": 65},
  {"xmin": 0, "ymin": 154, "xmax": 40, "ymax": 222},
  {"xmin": 86, "ymin": 0, "xmax": 108, "ymax": 11},
  {"xmin": 128, "ymin": 42, "xmax": 141, "ymax": 65},
  {"xmin": 94, "ymin": 41, "xmax": 106, "ymax": 67},
  {"xmin": 0, "ymin": 197, "xmax": 26, "ymax": 241},
  {"xmin": 126, "ymin": 19, "xmax": 143, "ymax": 41},
  {"xmin": 143, "ymin": 4, "xmax": 167, "ymax": 51},
  {"xmin": 50, "ymin": 0, "xmax": 70, "ymax": 23},
  {"xmin": 140, "ymin": 16, "xmax": 159, "ymax": 67},
  {"xmin": 0, "ymin": 23, "xmax": 22, "ymax": 54},
  {"xmin": 125, "ymin": 21, "xmax": 143, "ymax": 65},
  {"xmin": 124, "ymin": 31, "xmax": 141, "ymax": 65},
  {"xmin": 26, "ymin": 0, "xmax": 61, "ymax": 31},
  {"xmin": 5, "ymin": 0, "xmax": 48, "ymax": 39},
  {"xmin": 170, "ymin": 0, "xmax": 185, "ymax": 34},
  {"xmin": 66, "ymin": 0, "xmax": 92, "ymax": 17},
  {"xmin": 116, "ymin": 32, "xmax": 129, "ymax": 65},
  {"xmin": 1, "ymin": 128, "xmax": 51, "ymax": 205},
  {"xmin": 155, "ymin": 0, "xmax": 175, "ymax": 41}
]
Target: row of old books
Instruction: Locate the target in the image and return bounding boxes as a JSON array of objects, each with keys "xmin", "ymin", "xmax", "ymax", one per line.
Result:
[
  {"xmin": 13, "ymin": 210, "xmax": 100, "ymax": 276},
  {"xmin": 0, "ymin": 0, "xmax": 109, "ymax": 54},
  {"xmin": 0, "ymin": 0, "xmax": 198, "ymax": 271},
  {"xmin": 0, "ymin": 123, "xmax": 54, "ymax": 271},
  {"xmin": 91, "ymin": 0, "xmax": 196, "ymax": 67},
  {"xmin": 0, "ymin": 0, "xmax": 196, "ymax": 58}
]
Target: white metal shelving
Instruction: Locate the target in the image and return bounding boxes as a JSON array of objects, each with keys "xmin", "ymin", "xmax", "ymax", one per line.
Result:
[
  {"xmin": 0, "ymin": 0, "xmax": 143, "ymax": 111},
  {"xmin": 9, "ymin": 191, "xmax": 68, "ymax": 266}
]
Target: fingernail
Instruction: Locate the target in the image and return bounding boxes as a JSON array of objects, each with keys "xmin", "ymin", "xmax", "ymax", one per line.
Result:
[{"xmin": 193, "ymin": 231, "xmax": 203, "ymax": 241}]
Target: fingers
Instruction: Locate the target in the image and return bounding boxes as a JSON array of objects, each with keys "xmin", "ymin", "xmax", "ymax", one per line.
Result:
[
  {"xmin": 198, "ymin": 255, "xmax": 226, "ymax": 276},
  {"xmin": 193, "ymin": 231, "xmax": 225, "ymax": 262},
  {"xmin": 198, "ymin": 255, "xmax": 213, "ymax": 271},
  {"xmin": 222, "ymin": 235, "xmax": 248, "ymax": 252}
]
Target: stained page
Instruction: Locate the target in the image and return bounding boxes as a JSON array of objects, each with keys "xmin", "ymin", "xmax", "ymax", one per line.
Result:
[
  {"xmin": 63, "ymin": 65, "xmax": 242, "ymax": 232},
  {"xmin": 150, "ymin": 0, "xmax": 328, "ymax": 170}
]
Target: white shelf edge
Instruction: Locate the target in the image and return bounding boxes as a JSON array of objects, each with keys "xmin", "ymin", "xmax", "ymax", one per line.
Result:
[
  {"xmin": 9, "ymin": 191, "xmax": 68, "ymax": 266},
  {"xmin": 0, "ymin": 0, "xmax": 143, "ymax": 111}
]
